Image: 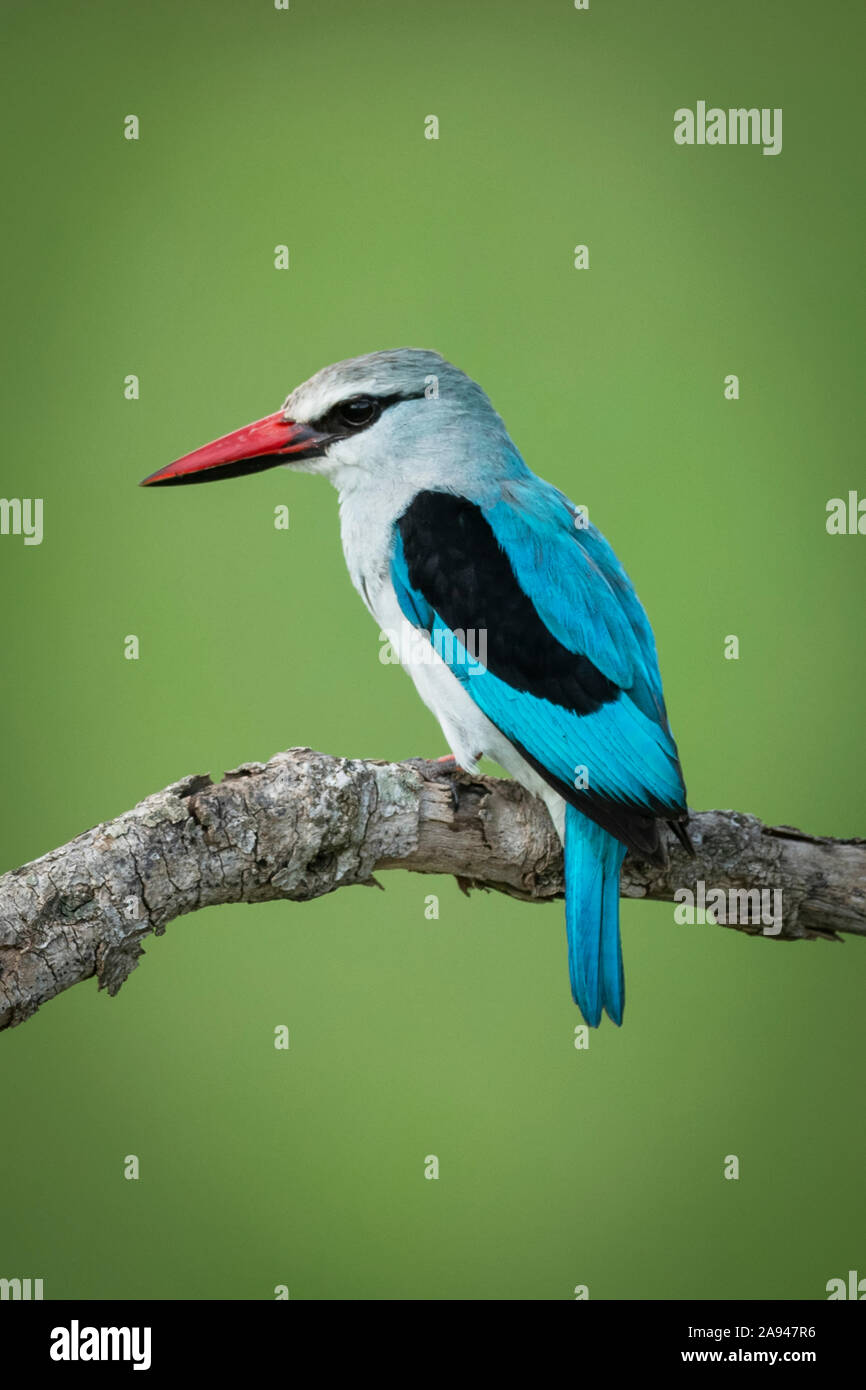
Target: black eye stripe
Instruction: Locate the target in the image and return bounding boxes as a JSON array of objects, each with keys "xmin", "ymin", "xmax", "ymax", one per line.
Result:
[{"xmin": 313, "ymin": 389, "xmax": 428, "ymax": 439}]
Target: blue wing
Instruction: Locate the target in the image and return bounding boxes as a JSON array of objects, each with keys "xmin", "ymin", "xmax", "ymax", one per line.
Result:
[
  {"xmin": 391, "ymin": 483, "xmax": 688, "ymax": 847},
  {"xmin": 486, "ymin": 477, "xmax": 670, "ymax": 728}
]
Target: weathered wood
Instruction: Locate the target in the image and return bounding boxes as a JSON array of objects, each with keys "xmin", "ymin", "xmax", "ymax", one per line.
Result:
[{"xmin": 0, "ymin": 749, "xmax": 862, "ymax": 1031}]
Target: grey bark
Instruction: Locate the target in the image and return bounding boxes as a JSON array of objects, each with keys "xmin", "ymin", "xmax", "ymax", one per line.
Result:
[{"xmin": 0, "ymin": 748, "xmax": 863, "ymax": 1032}]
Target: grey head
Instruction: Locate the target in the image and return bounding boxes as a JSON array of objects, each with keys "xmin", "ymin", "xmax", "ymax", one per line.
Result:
[
  {"xmin": 280, "ymin": 348, "xmax": 522, "ymax": 495},
  {"xmin": 142, "ymin": 348, "xmax": 525, "ymax": 495}
]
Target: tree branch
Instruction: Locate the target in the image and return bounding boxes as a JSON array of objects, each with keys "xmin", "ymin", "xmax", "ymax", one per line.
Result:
[{"xmin": 1, "ymin": 748, "xmax": 863, "ymax": 1031}]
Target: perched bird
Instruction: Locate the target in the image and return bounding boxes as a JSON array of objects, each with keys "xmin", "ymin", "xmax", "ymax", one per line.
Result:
[{"xmin": 142, "ymin": 349, "xmax": 690, "ymax": 1025}]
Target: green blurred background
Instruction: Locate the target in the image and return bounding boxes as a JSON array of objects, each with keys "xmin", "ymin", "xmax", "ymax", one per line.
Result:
[{"xmin": 1, "ymin": 0, "xmax": 863, "ymax": 1300}]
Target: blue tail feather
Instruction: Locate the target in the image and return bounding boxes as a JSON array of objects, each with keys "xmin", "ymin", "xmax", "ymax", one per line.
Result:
[{"xmin": 565, "ymin": 806, "xmax": 627, "ymax": 1027}]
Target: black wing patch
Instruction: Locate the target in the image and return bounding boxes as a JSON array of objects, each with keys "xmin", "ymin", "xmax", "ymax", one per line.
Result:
[
  {"xmin": 396, "ymin": 490, "xmax": 690, "ymax": 862},
  {"xmin": 396, "ymin": 491, "xmax": 619, "ymax": 715}
]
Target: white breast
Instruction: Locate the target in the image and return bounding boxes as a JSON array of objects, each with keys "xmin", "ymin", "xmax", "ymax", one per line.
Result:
[{"xmin": 336, "ymin": 478, "xmax": 566, "ymax": 841}]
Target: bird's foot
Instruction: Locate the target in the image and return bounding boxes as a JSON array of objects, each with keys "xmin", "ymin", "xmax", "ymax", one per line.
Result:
[{"xmin": 430, "ymin": 752, "xmax": 484, "ymax": 812}]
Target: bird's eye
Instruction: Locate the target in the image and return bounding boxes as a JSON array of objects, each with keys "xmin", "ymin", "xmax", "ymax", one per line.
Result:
[{"xmin": 338, "ymin": 396, "xmax": 379, "ymax": 430}]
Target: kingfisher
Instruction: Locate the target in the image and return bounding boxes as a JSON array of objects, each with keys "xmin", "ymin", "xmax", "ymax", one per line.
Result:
[{"xmin": 141, "ymin": 349, "xmax": 690, "ymax": 1026}]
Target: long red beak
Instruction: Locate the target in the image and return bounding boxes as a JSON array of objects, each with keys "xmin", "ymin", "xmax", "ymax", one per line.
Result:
[{"xmin": 140, "ymin": 411, "xmax": 331, "ymax": 486}]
